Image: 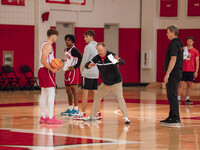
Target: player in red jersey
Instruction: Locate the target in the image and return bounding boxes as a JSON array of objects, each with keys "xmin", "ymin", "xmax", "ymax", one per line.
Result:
[
  {"xmin": 60, "ymin": 34, "xmax": 82, "ymax": 117},
  {"xmin": 38, "ymin": 28, "xmax": 62, "ymax": 124},
  {"xmin": 178, "ymin": 36, "xmax": 199, "ymax": 105}
]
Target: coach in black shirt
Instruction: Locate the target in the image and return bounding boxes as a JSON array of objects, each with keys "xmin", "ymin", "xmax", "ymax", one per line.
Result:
[
  {"xmin": 160, "ymin": 25, "xmax": 183, "ymax": 124},
  {"xmin": 84, "ymin": 42, "xmax": 130, "ymax": 124}
]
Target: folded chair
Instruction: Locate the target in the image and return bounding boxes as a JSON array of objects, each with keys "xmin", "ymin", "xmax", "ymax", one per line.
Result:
[
  {"xmin": 0, "ymin": 72, "xmax": 6, "ymax": 90},
  {"xmin": 22, "ymin": 65, "xmax": 39, "ymax": 90},
  {"xmin": 3, "ymin": 65, "xmax": 22, "ymax": 91}
]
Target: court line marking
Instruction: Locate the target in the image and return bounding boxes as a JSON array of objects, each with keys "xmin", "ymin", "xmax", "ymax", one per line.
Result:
[
  {"xmin": 114, "ymin": 105, "xmax": 169, "ymax": 117},
  {"xmin": 114, "ymin": 105, "xmax": 200, "ymax": 123},
  {"xmin": 0, "ymin": 127, "xmax": 143, "ymax": 149}
]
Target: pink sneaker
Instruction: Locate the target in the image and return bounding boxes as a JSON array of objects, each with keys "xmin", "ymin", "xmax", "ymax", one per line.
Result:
[
  {"xmin": 73, "ymin": 112, "xmax": 86, "ymax": 120},
  {"xmin": 39, "ymin": 116, "xmax": 49, "ymax": 123},
  {"xmin": 46, "ymin": 116, "xmax": 63, "ymax": 124},
  {"xmin": 96, "ymin": 112, "xmax": 102, "ymax": 120}
]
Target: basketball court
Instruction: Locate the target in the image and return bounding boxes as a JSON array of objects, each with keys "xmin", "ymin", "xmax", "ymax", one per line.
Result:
[
  {"xmin": 0, "ymin": 86, "xmax": 200, "ymax": 150},
  {"xmin": 1, "ymin": 0, "xmax": 200, "ymax": 149}
]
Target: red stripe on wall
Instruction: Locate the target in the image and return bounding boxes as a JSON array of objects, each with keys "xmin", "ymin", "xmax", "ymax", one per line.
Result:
[
  {"xmin": 119, "ymin": 28, "xmax": 141, "ymax": 83},
  {"xmin": 157, "ymin": 29, "xmax": 170, "ymax": 82},
  {"xmin": 0, "ymin": 24, "xmax": 34, "ymax": 86},
  {"xmin": 157, "ymin": 29, "xmax": 200, "ymax": 82}
]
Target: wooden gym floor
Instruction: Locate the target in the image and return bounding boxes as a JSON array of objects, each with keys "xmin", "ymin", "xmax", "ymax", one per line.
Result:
[{"xmin": 0, "ymin": 86, "xmax": 200, "ymax": 150}]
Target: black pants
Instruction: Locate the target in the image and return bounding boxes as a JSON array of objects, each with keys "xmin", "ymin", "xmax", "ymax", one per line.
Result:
[{"xmin": 166, "ymin": 76, "xmax": 180, "ymax": 120}]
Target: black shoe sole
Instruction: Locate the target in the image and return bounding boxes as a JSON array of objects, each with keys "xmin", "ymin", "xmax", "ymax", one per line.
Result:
[{"xmin": 125, "ymin": 121, "xmax": 130, "ymax": 124}]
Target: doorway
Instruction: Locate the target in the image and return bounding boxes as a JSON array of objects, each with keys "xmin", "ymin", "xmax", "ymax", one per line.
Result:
[{"xmin": 104, "ymin": 24, "xmax": 119, "ymax": 55}]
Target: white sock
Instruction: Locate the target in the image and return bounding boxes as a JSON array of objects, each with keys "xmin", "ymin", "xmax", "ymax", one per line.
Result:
[
  {"xmin": 186, "ymin": 96, "xmax": 190, "ymax": 100},
  {"xmin": 68, "ymin": 105, "xmax": 73, "ymax": 110},
  {"xmin": 74, "ymin": 106, "xmax": 78, "ymax": 110},
  {"xmin": 178, "ymin": 96, "xmax": 181, "ymax": 101},
  {"xmin": 47, "ymin": 87, "xmax": 55, "ymax": 119},
  {"xmin": 40, "ymin": 88, "xmax": 48, "ymax": 118}
]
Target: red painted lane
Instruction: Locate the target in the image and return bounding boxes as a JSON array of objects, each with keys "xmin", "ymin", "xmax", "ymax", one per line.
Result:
[
  {"xmin": 182, "ymin": 117, "xmax": 200, "ymax": 120},
  {"xmin": 0, "ymin": 129, "xmax": 110, "ymax": 147},
  {"xmin": 0, "ymin": 146, "xmax": 29, "ymax": 150}
]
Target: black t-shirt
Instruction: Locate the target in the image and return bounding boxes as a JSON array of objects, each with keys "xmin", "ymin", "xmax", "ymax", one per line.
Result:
[{"xmin": 164, "ymin": 38, "xmax": 183, "ymax": 79}]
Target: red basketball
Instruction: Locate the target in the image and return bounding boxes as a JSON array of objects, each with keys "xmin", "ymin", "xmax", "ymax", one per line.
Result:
[{"xmin": 50, "ymin": 58, "xmax": 63, "ymax": 69}]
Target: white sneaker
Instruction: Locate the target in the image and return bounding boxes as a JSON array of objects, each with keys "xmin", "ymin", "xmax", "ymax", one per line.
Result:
[
  {"xmin": 124, "ymin": 117, "xmax": 130, "ymax": 124},
  {"xmin": 73, "ymin": 112, "xmax": 86, "ymax": 120},
  {"xmin": 96, "ymin": 112, "xmax": 102, "ymax": 120},
  {"xmin": 83, "ymin": 116, "xmax": 97, "ymax": 121}
]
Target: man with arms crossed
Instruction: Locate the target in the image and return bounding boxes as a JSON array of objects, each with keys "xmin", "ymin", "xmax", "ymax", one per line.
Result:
[{"xmin": 160, "ymin": 25, "xmax": 183, "ymax": 124}]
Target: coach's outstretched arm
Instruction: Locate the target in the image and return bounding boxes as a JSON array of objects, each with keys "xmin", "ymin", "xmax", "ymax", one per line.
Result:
[
  {"xmin": 117, "ymin": 57, "xmax": 125, "ymax": 65},
  {"xmin": 85, "ymin": 55, "xmax": 98, "ymax": 69}
]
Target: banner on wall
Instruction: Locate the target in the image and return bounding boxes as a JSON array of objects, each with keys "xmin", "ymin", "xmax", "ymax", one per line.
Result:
[
  {"xmin": 46, "ymin": 0, "xmax": 86, "ymax": 5},
  {"xmin": 160, "ymin": 0, "xmax": 178, "ymax": 17},
  {"xmin": 187, "ymin": 0, "xmax": 200, "ymax": 16},
  {"xmin": 1, "ymin": 0, "xmax": 25, "ymax": 6}
]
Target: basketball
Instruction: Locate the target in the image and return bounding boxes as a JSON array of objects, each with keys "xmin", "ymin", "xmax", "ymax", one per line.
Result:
[{"xmin": 50, "ymin": 58, "xmax": 63, "ymax": 69}]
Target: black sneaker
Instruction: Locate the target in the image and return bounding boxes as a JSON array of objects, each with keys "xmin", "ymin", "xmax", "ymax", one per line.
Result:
[
  {"xmin": 124, "ymin": 118, "xmax": 131, "ymax": 124},
  {"xmin": 185, "ymin": 99, "xmax": 193, "ymax": 105},
  {"xmin": 160, "ymin": 117, "xmax": 171, "ymax": 123},
  {"xmin": 164, "ymin": 119, "xmax": 181, "ymax": 124}
]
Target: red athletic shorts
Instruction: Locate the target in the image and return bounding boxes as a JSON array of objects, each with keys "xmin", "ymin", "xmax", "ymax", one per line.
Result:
[
  {"xmin": 64, "ymin": 69, "xmax": 79, "ymax": 86},
  {"xmin": 38, "ymin": 67, "xmax": 56, "ymax": 88}
]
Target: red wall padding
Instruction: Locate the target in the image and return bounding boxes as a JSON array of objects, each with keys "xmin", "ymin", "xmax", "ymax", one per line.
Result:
[
  {"xmin": 160, "ymin": 0, "xmax": 178, "ymax": 17},
  {"xmin": 157, "ymin": 29, "xmax": 200, "ymax": 82},
  {"xmin": 0, "ymin": 24, "xmax": 34, "ymax": 86},
  {"xmin": 119, "ymin": 28, "xmax": 141, "ymax": 83},
  {"xmin": 157, "ymin": 29, "xmax": 170, "ymax": 82},
  {"xmin": 187, "ymin": 0, "xmax": 200, "ymax": 16}
]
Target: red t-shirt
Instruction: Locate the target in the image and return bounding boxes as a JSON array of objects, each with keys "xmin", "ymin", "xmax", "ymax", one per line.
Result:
[
  {"xmin": 182, "ymin": 47, "xmax": 199, "ymax": 72},
  {"xmin": 101, "ymin": 56, "xmax": 106, "ymax": 63}
]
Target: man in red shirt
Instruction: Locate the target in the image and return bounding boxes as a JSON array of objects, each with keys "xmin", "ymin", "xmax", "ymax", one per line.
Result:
[{"xmin": 178, "ymin": 36, "xmax": 199, "ymax": 104}]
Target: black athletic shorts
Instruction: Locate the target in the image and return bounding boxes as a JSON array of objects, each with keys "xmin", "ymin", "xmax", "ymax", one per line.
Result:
[
  {"xmin": 181, "ymin": 72, "xmax": 194, "ymax": 81},
  {"xmin": 81, "ymin": 77, "xmax": 98, "ymax": 90}
]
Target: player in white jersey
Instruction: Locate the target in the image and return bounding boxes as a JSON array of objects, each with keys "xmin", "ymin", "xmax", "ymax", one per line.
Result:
[
  {"xmin": 38, "ymin": 28, "xmax": 62, "ymax": 124},
  {"xmin": 60, "ymin": 34, "xmax": 82, "ymax": 117}
]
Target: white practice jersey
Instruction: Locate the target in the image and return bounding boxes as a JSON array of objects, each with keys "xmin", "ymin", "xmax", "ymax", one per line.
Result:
[
  {"xmin": 40, "ymin": 41, "xmax": 54, "ymax": 68},
  {"xmin": 63, "ymin": 46, "xmax": 78, "ymax": 71}
]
